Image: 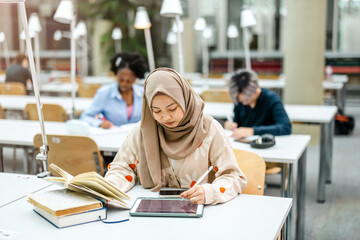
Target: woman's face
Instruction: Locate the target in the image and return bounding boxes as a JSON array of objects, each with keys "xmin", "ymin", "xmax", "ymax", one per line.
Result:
[
  {"xmin": 117, "ymin": 68, "xmax": 136, "ymax": 93},
  {"xmin": 151, "ymin": 94, "xmax": 184, "ymax": 128}
]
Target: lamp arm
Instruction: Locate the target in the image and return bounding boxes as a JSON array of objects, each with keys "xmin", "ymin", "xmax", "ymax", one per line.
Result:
[
  {"xmin": 19, "ymin": 1, "xmax": 49, "ymax": 177},
  {"xmin": 175, "ymin": 15, "xmax": 184, "ymax": 76}
]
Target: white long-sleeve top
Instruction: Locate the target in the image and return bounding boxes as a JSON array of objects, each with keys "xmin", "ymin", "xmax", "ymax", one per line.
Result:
[{"xmin": 105, "ymin": 119, "xmax": 247, "ymax": 205}]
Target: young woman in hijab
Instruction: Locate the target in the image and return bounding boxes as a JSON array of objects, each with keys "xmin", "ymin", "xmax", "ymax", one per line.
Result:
[
  {"xmin": 105, "ymin": 68, "xmax": 247, "ymax": 205},
  {"xmin": 80, "ymin": 52, "xmax": 147, "ymax": 129},
  {"xmin": 225, "ymin": 69, "xmax": 291, "ymax": 139}
]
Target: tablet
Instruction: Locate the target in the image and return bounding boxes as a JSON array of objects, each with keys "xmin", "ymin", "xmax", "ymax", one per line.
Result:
[{"xmin": 129, "ymin": 197, "xmax": 204, "ymax": 218}]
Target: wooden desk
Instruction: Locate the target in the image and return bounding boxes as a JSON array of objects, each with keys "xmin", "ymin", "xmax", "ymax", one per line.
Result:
[
  {"xmin": 203, "ymin": 102, "xmax": 337, "ymax": 204},
  {"xmin": 0, "ymin": 174, "xmax": 292, "ymax": 240}
]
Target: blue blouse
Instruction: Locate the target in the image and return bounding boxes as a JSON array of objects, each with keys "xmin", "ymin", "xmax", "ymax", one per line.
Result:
[
  {"xmin": 80, "ymin": 83, "xmax": 143, "ymax": 127},
  {"xmin": 233, "ymin": 88, "xmax": 292, "ymax": 136}
]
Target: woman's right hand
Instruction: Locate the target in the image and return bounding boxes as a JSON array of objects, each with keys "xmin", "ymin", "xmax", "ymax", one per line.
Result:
[
  {"xmin": 100, "ymin": 121, "xmax": 114, "ymax": 129},
  {"xmin": 224, "ymin": 120, "xmax": 238, "ymax": 130}
]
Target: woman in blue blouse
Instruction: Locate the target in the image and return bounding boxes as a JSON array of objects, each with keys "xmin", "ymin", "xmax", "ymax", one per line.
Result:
[
  {"xmin": 80, "ymin": 52, "xmax": 147, "ymax": 129},
  {"xmin": 225, "ymin": 69, "xmax": 291, "ymax": 139}
]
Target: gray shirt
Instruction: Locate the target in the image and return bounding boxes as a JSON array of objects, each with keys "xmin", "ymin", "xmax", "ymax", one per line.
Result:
[{"xmin": 5, "ymin": 65, "xmax": 31, "ymax": 86}]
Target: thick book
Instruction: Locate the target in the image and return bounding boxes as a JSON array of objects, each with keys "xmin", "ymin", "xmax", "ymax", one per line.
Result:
[
  {"xmin": 28, "ymin": 189, "xmax": 103, "ymax": 217},
  {"xmin": 44, "ymin": 163, "xmax": 130, "ymax": 209},
  {"xmin": 33, "ymin": 205, "xmax": 107, "ymax": 228}
]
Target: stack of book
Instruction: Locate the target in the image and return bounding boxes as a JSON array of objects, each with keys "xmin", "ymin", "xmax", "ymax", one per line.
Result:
[{"xmin": 27, "ymin": 163, "xmax": 130, "ymax": 228}]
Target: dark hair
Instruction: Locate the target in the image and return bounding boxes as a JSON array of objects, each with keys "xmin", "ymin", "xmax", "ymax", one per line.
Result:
[
  {"xmin": 13, "ymin": 53, "xmax": 28, "ymax": 65},
  {"xmin": 231, "ymin": 71, "xmax": 251, "ymax": 93},
  {"xmin": 110, "ymin": 52, "xmax": 147, "ymax": 79}
]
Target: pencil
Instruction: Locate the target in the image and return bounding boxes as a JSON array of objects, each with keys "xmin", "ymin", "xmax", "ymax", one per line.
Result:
[{"xmin": 192, "ymin": 166, "xmax": 214, "ymax": 188}]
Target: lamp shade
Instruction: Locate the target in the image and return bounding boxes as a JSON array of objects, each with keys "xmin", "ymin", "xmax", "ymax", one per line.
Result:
[
  {"xmin": 53, "ymin": 30, "xmax": 62, "ymax": 41},
  {"xmin": 75, "ymin": 21, "xmax": 87, "ymax": 36},
  {"xmin": 160, "ymin": 0, "xmax": 183, "ymax": 17},
  {"xmin": 241, "ymin": 8, "xmax": 256, "ymax": 28},
  {"xmin": 171, "ymin": 19, "xmax": 183, "ymax": 33},
  {"xmin": 202, "ymin": 27, "xmax": 212, "ymax": 40},
  {"xmin": 194, "ymin": 17, "xmax": 206, "ymax": 31},
  {"xmin": 54, "ymin": 0, "xmax": 74, "ymax": 24},
  {"xmin": 0, "ymin": 32, "xmax": 4, "ymax": 42},
  {"xmin": 166, "ymin": 31, "xmax": 177, "ymax": 45},
  {"xmin": 134, "ymin": 6, "xmax": 151, "ymax": 29},
  {"xmin": 112, "ymin": 27, "xmax": 122, "ymax": 40},
  {"xmin": 227, "ymin": 24, "xmax": 239, "ymax": 38},
  {"xmin": 29, "ymin": 13, "xmax": 41, "ymax": 32},
  {"xmin": 20, "ymin": 30, "xmax": 35, "ymax": 39},
  {"xmin": 0, "ymin": 0, "xmax": 25, "ymax": 2}
]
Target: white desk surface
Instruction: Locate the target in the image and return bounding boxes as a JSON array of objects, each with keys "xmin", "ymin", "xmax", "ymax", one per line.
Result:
[
  {"xmin": 203, "ymin": 102, "xmax": 337, "ymax": 124},
  {"xmin": 0, "ymin": 177, "xmax": 292, "ymax": 240},
  {"xmin": 0, "ymin": 95, "xmax": 93, "ymax": 113},
  {"xmin": 39, "ymin": 82, "xmax": 78, "ymax": 93},
  {"xmin": 322, "ymin": 81, "xmax": 343, "ymax": 90},
  {"xmin": 0, "ymin": 119, "xmax": 309, "ymax": 164},
  {"xmin": 0, "ymin": 173, "xmax": 52, "ymax": 208},
  {"xmin": 230, "ymin": 134, "xmax": 310, "ymax": 164},
  {"xmin": 0, "ymin": 119, "xmax": 126, "ymax": 152}
]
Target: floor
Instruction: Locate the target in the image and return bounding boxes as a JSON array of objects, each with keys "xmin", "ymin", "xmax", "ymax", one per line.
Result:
[{"xmin": 1, "ymin": 100, "xmax": 360, "ymax": 240}]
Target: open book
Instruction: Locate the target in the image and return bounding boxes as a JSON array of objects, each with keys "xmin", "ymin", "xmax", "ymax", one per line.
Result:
[{"xmin": 45, "ymin": 163, "xmax": 130, "ymax": 209}]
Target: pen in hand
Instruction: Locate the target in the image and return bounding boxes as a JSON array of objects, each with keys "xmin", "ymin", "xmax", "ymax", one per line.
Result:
[{"xmin": 191, "ymin": 166, "xmax": 213, "ymax": 189}]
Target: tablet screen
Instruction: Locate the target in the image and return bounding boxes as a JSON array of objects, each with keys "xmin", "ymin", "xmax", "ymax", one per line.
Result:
[{"xmin": 135, "ymin": 199, "xmax": 198, "ymax": 214}]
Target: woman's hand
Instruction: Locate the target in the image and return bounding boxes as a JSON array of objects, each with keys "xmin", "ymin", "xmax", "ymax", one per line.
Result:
[
  {"xmin": 100, "ymin": 121, "xmax": 114, "ymax": 129},
  {"xmin": 224, "ymin": 120, "xmax": 238, "ymax": 130},
  {"xmin": 180, "ymin": 185, "xmax": 205, "ymax": 205},
  {"xmin": 231, "ymin": 127, "xmax": 254, "ymax": 139}
]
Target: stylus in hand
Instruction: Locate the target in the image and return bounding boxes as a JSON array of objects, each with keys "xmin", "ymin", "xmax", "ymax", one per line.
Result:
[{"xmin": 191, "ymin": 166, "xmax": 213, "ymax": 188}]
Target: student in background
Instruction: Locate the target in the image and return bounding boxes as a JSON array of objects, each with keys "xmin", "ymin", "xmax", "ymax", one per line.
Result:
[
  {"xmin": 80, "ymin": 52, "xmax": 147, "ymax": 129},
  {"xmin": 5, "ymin": 53, "xmax": 32, "ymax": 90},
  {"xmin": 225, "ymin": 69, "xmax": 291, "ymax": 139},
  {"xmin": 105, "ymin": 68, "xmax": 247, "ymax": 205}
]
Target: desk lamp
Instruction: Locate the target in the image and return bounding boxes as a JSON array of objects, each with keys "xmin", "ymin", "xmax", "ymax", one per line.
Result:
[
  {"xmin": 160, "ymin": 0, "xmax": 184, "ymax": 76},
  {"xmin": 0, "ymin": 0, "xmax": 49, "ymax": 177},
  {"xmin": 75, "ymin": 21, "xmax": 87, "ymax": 77},
  {"xmin": 166, "ymin": 31, "xmax": 177, "ymax": 69},
  {"xmin": 241, "ymin": 7, "xmax": 256, "ymax": 70},
  {"xmin": 112, "ymin": 27, "xmax": 122, "ymax": 53},
  {"xmin": 194, "ymin": 18, "xmax": 208, "ymax": 79},
  {"xmin": 227, "ymin": 24, "xmax": 239, "ymax": 73},
  {"xmin": 134, "ymin": 6, "xmax": 155, "ymax": 72},
  {"xmin": 29, "ymin": 13, "xmax": 41, "ymax": 77},
  {"xmin": 54, "ymin": 0, "xmax": 76, "ymax": 118},
  {"xmin": 202, "ymin": 27, "xmax": 212, "ymax": 82},
  {"xmin": 0, "ymin": 32, "xmax": 10, "ymax": 68}
]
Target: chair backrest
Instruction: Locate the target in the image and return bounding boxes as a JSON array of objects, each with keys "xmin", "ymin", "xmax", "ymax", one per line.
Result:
[
  {"xmin": 24, "ymin": 103, "xmax": 68, "ymax": 122},
  {"xmin": 60, "ymin": 76, "xmax": 83, "ymax": 83},
  {"xmin": 0, "ymin": 82, "xmax": 26, "ymax": 95},
  {"xmin": 78, "ymin": 83, "xmax": 102, "ymax": 98},
  {"xmin": 33, "ymin": 134, "xmax": 104, "ymax": 176},
  {"xmin": 233, "ymin": 149, "xmax": 266, "ymax": 195},
  {"xmin": 0, "ymin": 104, "xmax": 6, "ymax": 119},
  {"xmin": 201, "ymin": 89, "xmax": 233, "ymax": 102}
]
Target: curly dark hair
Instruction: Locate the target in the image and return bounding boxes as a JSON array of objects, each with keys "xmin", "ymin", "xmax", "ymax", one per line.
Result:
[{"xmin": 110, "ymin": 52, "xmax": 147, "ymax": 79}]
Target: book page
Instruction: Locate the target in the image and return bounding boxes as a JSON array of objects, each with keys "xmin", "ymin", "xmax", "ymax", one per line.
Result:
[{"xmin": 49, "ymin": 163, "xmax": 74, "ymax": 187}]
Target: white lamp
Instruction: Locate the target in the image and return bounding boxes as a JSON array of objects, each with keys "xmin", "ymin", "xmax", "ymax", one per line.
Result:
[
  {"xmin": 0, "ymin": 0, "xmax": 49, "ymax": 176},
  {"xmin": 241, "ymin": 7, "xmax": 256, "ymax": 70},
  {"xmin": 0, "ymin": 32, "xmax": 10, "ymax": 68},
  {"xmin": 227, "ymin": 24, "xmax": 239, "ymax": 73},
  {"xmin": 194, "ymin": 17, "xmax": 206, "ymax": 31},
  {"xmin": 166, "ymin": 31, "xmax": 177, "ymax": 45},
  {"xmin": 160, "ymin": 0, "xmax": 184, "ymax": 76},
  {"xmin": 201, "ymin": 27, "xmax": 212, "ymax": 81},
  {"xmin": 29, "ymin": 13, "xmax": 41, "ymax": 77},
  {"xmin": 112, "ymin": 27, "xmax": 122, "ymax": 53},
  {"xmin": 54, "ymin": 0, "xmax": 76, "ymax": 118},
  {"xmin": 134, "ymin": 6, "xmax": 155, "ymax": 72},
  {"xmin": 75, "ymin": 21, "xmax": 88, "ymax": 77}
]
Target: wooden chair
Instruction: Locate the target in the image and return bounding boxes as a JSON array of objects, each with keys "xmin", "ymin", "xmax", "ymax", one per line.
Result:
[
  {"xmin": 33, "ymin": 134, "xmax": 104, "ymax": 176},
  {"xmin": 233, "ymin": 149, "xmax": 266, "ymax": 195},
  {"xmin": 60, "ymin": 76, "xmax": 83, "ymax": 83},
  {"xmin": 78, "ymin": 83, "xmax": 102, "ymax": 98},
  {"xmin": 201, "ymin": 89, "xmax": 233, "ymax": 103},
  {"xmin": 0, "ymin": 104, "xmax": 6, "ymax": 119},
  {"xmin": 24, "ymin": 103, "xmax": 68, "ymax": 122},
  {"xmin": 0, "ymin": 82, "xmax": 26, "ymax": 95}
]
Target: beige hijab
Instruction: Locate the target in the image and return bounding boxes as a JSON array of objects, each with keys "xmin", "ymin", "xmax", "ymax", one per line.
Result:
[{"xmin": 138, "ymin": 68, "xmax": 213, "ymax": 191}]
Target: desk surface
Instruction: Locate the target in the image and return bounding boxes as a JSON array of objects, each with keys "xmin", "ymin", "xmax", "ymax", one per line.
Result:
[
  {"xmin": 0, "ymin": 173, "xmax": 52, "ymax": 208},
  {"xmin": 0, "ymin": 119, "xmax": 309, "ymax": 164},
  {"xmin": 0, "ymin": 175, "xmax": 292, "ymax": 240},
  {"xmin": 204, "ymin": 102, "xmax": 337, "ymax": 123}
]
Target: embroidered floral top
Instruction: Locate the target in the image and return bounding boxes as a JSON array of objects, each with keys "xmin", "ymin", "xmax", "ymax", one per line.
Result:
[{"xmin": 105, "ymin": 119, "xmax": 247, "ymax": 205}]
